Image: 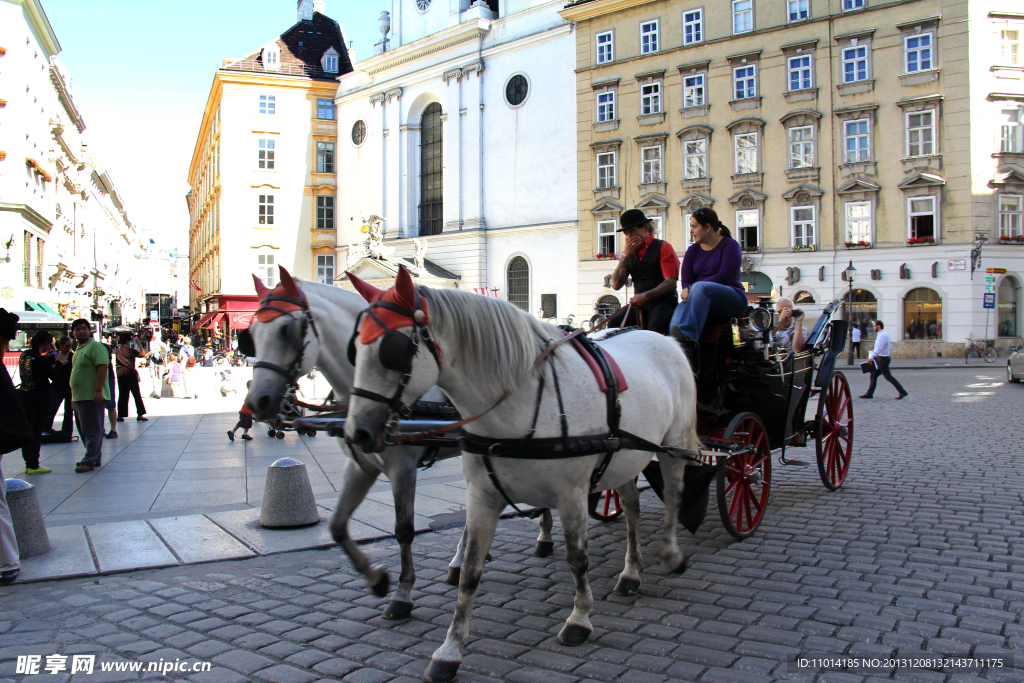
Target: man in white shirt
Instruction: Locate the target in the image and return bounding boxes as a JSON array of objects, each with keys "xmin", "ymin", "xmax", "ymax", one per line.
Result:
[
  {"xmin": 851, "ymin": 325, "xmax": 862, "ymax": 359},
  {"xmin": 860, "ymin": 320, "xmax": 908, "ymax": 400}
]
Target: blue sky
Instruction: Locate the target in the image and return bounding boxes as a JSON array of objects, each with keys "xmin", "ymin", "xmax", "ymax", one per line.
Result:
[{"xmin": 42, "ymin": 0, "xmax": 389, "ymax": 251}]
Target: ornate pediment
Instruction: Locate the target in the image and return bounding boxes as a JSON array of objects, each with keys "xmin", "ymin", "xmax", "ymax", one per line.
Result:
[
  {"xmin": 897, "ymin": 170, "xmax": 946, "ymax": 189},
  {"xmin": 781, "ymin": 183, "xmax": 824, "ymax": 201},
  {"xmin": 989, "ymin": 165, "xmax": 1024, "ymax": 188},
  {"xmin": 678, "ymin": 192, "xmax": 715, "ymax": 210},
  {"xmin": 836, "ymin": 177, "xmax": 881, "ymax": 195},
  {"xmin": 635, "ymin": 195, "xmax": 670, "ymax": 211},
  {"xmin": 591, "ymin": 198, "xmax": 624, "ymax": 214}
]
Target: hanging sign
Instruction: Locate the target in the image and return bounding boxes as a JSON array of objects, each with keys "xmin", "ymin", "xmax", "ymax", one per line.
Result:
[{"xmin": 983, "ymin": 293, "xmax": 996, "ymax": 309}]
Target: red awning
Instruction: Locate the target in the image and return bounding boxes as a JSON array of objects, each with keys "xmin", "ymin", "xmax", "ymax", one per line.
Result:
[
  {"xmin": 192, "ymin": 312, "xmax": 216, "ymax": 330},
  {"xmin": 206, "ymin": 312, "xmax": 227, "ymax": 329},
  {"xmin": 228, "ymin": 312, "xmax": 255, "ymax": 329}
]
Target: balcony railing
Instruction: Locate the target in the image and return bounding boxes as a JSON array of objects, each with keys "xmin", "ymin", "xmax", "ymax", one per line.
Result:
[{"xmin": 220, "ymin": 59, "xmax": 337, "ymax": 80}]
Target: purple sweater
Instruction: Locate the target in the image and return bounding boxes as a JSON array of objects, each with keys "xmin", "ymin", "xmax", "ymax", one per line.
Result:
[{"xmin": 678, "ymin": 237, "xmax": 746, "ymax": 300}]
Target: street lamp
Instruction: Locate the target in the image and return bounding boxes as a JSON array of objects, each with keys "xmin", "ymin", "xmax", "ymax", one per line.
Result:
[{"xmin": 844, "ymin": 260, "xmax": 857, "ymax": 366}]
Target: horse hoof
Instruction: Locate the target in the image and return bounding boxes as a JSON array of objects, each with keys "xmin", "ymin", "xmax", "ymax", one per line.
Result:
[
  {"xmin": 534, "ymin": 540, "xmax": 555, "ymax": 558},
  {"xmin": 485, "ymin": 553, "xmax": 492, "ymax": 561},
  {"xmin": 613, "ymin": 576, "xmax": 641, "ymax": 596},
  {"xmin": 671, "ymin": 557, "xmax": 688, "ymax": 574},
  {"xmin": 423, "ymin": 659, "xmax": 461, "ymax": 683},
  {"xmin": 382, "ymin": 599, "xmax": 413, "ymax": 621},
  {"xmin": 370, "ymin": 571, "xmax": 390, "ymax": 598},
  {"xmin": 444, "ymin": 566, "xmax": 460, "ymax": 586},
  {"xmin": 557, "ymin": 623, "xmax": 592, "ymax": 646}
]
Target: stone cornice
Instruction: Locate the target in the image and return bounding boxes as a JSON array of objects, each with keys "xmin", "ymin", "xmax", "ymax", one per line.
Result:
[
  {"xmin": 359, "ymin": 18, "xmax": 492, "ymax": 76},
  {"xmin": 559, "ymin": 0, "xmax": 660, "ymax": 22},
  {"xmin": 0, "ymin": 202, "xmax": 53, "ymax": 233}
]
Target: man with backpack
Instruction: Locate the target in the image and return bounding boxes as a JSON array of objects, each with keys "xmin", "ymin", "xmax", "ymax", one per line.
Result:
[{"xmin": 146, "ymin": 330, "xmax": 167, "ymax": 399}]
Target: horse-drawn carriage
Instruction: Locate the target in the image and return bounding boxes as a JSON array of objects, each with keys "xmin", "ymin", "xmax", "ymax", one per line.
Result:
[{"xmin": 589, "ymin": 296, "xmax": 853, "ymax": 540}]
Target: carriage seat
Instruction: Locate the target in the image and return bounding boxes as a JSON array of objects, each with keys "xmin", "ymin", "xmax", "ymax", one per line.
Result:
[{"xmin": 698, "ymin": 307, "xmax": 753, "ymax": 344}]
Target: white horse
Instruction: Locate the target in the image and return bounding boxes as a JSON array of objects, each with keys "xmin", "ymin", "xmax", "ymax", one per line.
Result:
[
  {"xmin": 243, "ymin": 266, "xmax": 556, "ymax": 620},
  {"xmin": 345, "ymin": 267, "xmax": 699, "ymax": 683}
]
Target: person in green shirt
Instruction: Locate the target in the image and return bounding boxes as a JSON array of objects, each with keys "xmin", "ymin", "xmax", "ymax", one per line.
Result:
[{"xmin": 69, "ymin": 319, "xmax": 109, "ymax": 472}]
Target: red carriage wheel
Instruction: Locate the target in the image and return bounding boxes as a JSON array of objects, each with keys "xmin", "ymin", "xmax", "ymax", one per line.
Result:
[
  {"xmin": 588, "ymin": 488, "xmax": 624, "ymax": 522},
  {"xmin": 717, "ymin": 413, "xmax": 772, "ymax": 540},
  {"xmin": 815, "ymin": 371, "xmax": 853, "ymax": 491}
]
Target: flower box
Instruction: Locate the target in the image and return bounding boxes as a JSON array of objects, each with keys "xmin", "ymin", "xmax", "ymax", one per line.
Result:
[
  {"xmin": 0, "ymin": 151, "xmax": 6, "ymax": 162},
  {"xmin": 791, "ymin": 245, "xmax": 815, "ymax": 252},
  {"xmin": 843, "ymin": 241, "xmax": 871, "ymax": 249},
  {"xmin": 741, "ymin": 247, "xmax": 760, "ymax": 254},
  {"xmin": 0, "ymin": 47, "xmax": 6, "ymax": 57},
  {"xmin": 906, "ymin": 236, "xmax": 935, "ymax": 246},
  {"xmin": 595, "ymin": 253, "xmax": 617, "ymax": 259},
  {"xmin": 998, "ymin": 235, "xmax": 1024, "ymax": 244},
  {"xmin": 0, "ymin": 99, "xmax": 6, "ymax": 108}
]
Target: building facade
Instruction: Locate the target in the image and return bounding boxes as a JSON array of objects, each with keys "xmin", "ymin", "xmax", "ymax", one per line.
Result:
[
  {"xmin": 561, "ymin": 0, "xmax": 1024, "ymax": 357},
  {"xmin": 334, "ymin": 0, "xmax": 579, "ymax": 322},
  {"xmin": 0, "ymin": 1, "xmax": 144, "ymax": 328},
  {"xmin": 187, "ymin": 0, "xmax": 353, "ymax": 337}
]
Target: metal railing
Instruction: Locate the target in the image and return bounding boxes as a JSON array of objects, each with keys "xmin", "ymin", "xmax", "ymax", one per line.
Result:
[{"xmin": 220, "ymin": 59, "xmax": 336, "ymax": 80}]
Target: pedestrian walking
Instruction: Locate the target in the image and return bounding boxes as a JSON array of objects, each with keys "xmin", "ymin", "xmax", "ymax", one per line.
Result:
[
  {"xmin": 227, "ymin": 381, "xmax": 254, "ymax": 441},
  {"xmin": 69, "ymin": 318, "xmax": 110, "ymax": 473},
  {"xmin": 16, "ymin": 331, "xmax": 55, "ymax": 474},
  {"xmin": 147, "ymin": 330, "xmax": 167, "ymax": 399},
  {"xmin": 48, "ymin": 335, "xmax": 79, "ymax": 439},
  {"xmin": 178, "ymin": 336, "xmax": 198, "ymax": 398},
  {"xmin": 860, "ymin": 320, "xmax": 909, "ymax": 400},
  {"xmin": 0, "ymin": 309, "xmax": 32, "ymax": 584},
  {"xmin": 851, "ymin": 325, "xmax": 862, "ymax": 359},
  {"xmin": 164, "ymin": 355, "xmax": 186, "ymax": 397},
  {"xmin": 103, "ymin": 338, "xmax": 118, "ymax": 439},
  {"xmin": 114, "ymin": 333, "xmax": 148, "ymax": 421}
]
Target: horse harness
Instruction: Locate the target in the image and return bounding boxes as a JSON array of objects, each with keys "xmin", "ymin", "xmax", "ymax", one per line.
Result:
[{"xmin": 242, "ymin": 290, "xmax": 321, "ymax": 386}]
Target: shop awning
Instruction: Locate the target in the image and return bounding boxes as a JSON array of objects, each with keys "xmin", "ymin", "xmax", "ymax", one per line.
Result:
[
  {"xmin": 192, "ymin": 312, "xmax": 216, "ymax": 330},
  {"xmin": 25, "ymin": 301, "xmax": 43, "ymax": 312},
  {"xmin": 227, "ymin": 312, "xmax": 254, "ymax": 329},
  {"xmin": 206, "ymin": 312, "xmax": 227, "ymax": 329},
  {"xmin": 38, "ymin": 303, "xmax": 60, "ymax": 316}
]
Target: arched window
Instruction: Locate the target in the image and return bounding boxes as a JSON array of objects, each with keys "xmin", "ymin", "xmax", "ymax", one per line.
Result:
[
  {"xmin": 507, "ymin": 257, "xmax": 529, "ymax": 311},
  {"xmin": 794, "ymin": 291, "xmax": 816, "ymax": 305},
  {"xmin": 739, "ymin": 271, "xmax": 772, "ymax": 298},
  {"xmin": 595, "ymin": 295, "xmax": 619, "ymax": 317},
  {"xmin": 850, "ymin": 289, "xmax": 877, "ymax": 344},
  {"xmin": 419, "ymin": 103, "xmax": 443, "ymax": 236},
  {"xmin": 903, "ymin": 288, "xmax": 942, "ymax": 340},
  {"xmin": 999, "ymin": 276, "xmax": 1019, "ymax": 337}
]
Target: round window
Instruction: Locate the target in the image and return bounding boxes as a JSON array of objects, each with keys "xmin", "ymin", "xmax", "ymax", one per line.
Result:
[
  {"xmin": 416, "ymin": 0, "xmax": 431, "ymax": 11},
  {"xmin": 351, "ymin": 120, "xmax": 366, "ymax": 146},
  {"xmin": 505, "ymin": 74, "xmax": 529, "ymax": 107}
]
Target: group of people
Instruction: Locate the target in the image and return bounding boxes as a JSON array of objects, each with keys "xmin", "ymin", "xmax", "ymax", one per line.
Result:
[{"xmin": 605, "ymin": 207, "xmax": 908, "ymax": 399}]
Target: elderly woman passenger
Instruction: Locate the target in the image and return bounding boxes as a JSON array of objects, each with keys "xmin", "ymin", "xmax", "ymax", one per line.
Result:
[{"xmin": 669, "ymin": 208, "xmax": 749, "ymax": 365}]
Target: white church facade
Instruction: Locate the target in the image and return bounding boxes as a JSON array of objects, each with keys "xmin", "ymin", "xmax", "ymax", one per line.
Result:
[{"xmin": 334, "ymin": 0, "xmax": 579, "ymax": 322}]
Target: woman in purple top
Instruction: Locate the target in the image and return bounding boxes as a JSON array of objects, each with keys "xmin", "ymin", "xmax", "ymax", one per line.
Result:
[{"xmin": 669, "ymin": 208, "xmax": 750, "ymax": 352}]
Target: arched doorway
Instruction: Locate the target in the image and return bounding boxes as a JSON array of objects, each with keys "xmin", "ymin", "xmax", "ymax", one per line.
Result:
[
  {"xmin": 507, "ymin": 256, "xmax": 529, "ymax": 312},
  {"xmin": 739, "ymin": 271, "xmax": 772, "ymax": 300},
  {"xmin": 903, "ymin": 287, "xmax": 942, "ymax": 340},
  {"xmin": 849, "ymin": 289, "xmax": 877, "ymax": 343},
  {"xmin": 999, "ymin": 276, "xmax": 1019, "ymax": 337},
  {"xmin": 595, "ymin": 295, "xmax": 619, "ymax": 317},
  {"xmin": 419, "ymin": 103, "xmax": 443, "ymax": 236}
]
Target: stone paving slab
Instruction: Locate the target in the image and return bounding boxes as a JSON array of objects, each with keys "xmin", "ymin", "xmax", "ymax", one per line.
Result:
[
  {"xmin": 87, "ymin": 519, "xmax": 178, "ymax": 573},
  {"xmin": 150, "ymin": 515, "xmax": 256, "ymax": 564},
  {"xmin": 17, "ymin": 525, "xmax": 96, "ymax": 581}
]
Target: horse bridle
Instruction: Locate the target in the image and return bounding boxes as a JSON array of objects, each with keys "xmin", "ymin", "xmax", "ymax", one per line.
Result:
[
  {"xmin": 245, "ymin": 290, "xmax": 321, "ymax": 385},
  {"xmin": 347, "ymin": 287, "xmax": 441, "ymax": 422}
]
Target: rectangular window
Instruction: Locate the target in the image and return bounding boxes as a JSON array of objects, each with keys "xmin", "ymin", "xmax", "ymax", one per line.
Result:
[
  {"xmin": 257, "ymin": 254, "xmax": 276, "ymax": 286},
  {"xmin": 683, "ymin": 9, "xmax": 703, "ymax": 45},
  {"xmin": 316, "ymin": 141, "xmax": 335, "ymax": 173},
  {"xmin": 789, "ymin": 126, "xmax": 814, "ymax": 168},
  {"xmin": 259, "ymin": 94, "xmax": 276, "ymax": 115},
  {"xmin": 908, "ymin": 196, "xmax": 936, "ymax": 240},
  {"xmin": 906, "ymin": 111, "xmax": 934, "ymax": 157},
  {"xmin": 1000, "ymin": 195, "xmax": 1023, "ymax": 238},
  {"xmin": 844, "ymin": 119, "xmax": 870, "ymax": 163},
  {"xmin": 732, "ymin": 0, "xmax": 753, "ymax": 34},
  {"xmin": 791, "ymin": 206, "xmax": 816, "ymax": 246},
  {"xmin": 596, "ymin": 31, "xmax": 613, "ymax": 63},
  {"xmin": 788, "ymin": 55, "xmax": 812, "ymax": 91},
  {"xmin": 1002, "ymin": 30, "xmax": 1020, "ymax": 65},
  {"xmin": 845, "ymin": 201, "xmax": 871, "ymax": 242},
  {"xmin": 641, "ymin": 146, "xmax": 662, "ymax": 184},
  {"xmin": 258, "ymin": 194, "xmax": 274, "ymax": 225},
  {"xmin": 23, "ymin": 232, "xmax": 31, "ymax": 286},
  {"xmin": 316, "ymin": 255, "xmax": 335, "ymax": 285},
  {"xmin": 36, "ymin": 238, "xmax": 43, "ymax": 289},
  {"xmin": 317, "ymin": 196, "xmax": 335, "ymax": 230},
  {"xmin": 648, "ymin": 216, "xmax": 663, "ymax": 240},
  {"xmin": 736, "ymin": 210, "xmax": 759, "ymax": 249},
  {"xmin": 683, "ymin": 215, "xmax": 696, "ymax": 247},
  {"xmin": 1000, "ymin": 107, "xmax": 1023, "ymax": 153},
  {"xmin": 735, "ymin": 133, "xmax": 758, "ymax": 174},
  {"xmin": 843, "ymin": 0, "xmax": 864, "ymax": 9},
  {"xmin": 788, "ymin": 0, "xmax": 808, "ymax": 22},
  {"xmin": 317, "ymin": 99, "xmax": 335, "ymax": 120},
  {"xmin": 641, "ymin": 83, "xmax": 661, "ymax": 115},
  {"xmin": 683, "ymin": 74, "xmax": 705, "ymax": 107},
  {"xmin": 684, "ymin": 140, "xmax": 707, "ymax": 180},
  {"xmin": 324, "ymin": 55, "xmax": 338, "ymax": 72},
  {"xmin": 733, "ymin": 65, "xmax": 756, "ymax": 100},
  {"xmin": 597, "ymin": 152, "xmax": 616, "ymax": 189},
  {"xmin": 597, "ymin": 91, "xmax": 616, "ymax": 122},
  {"xmin": 258, "ymin": 138, "xmax": 275, "ymax": 169},
  {"xmin": 905, "ymin": 33, "xmax": 932, "ymax": 73},
  {"xmin": 843, "ymin": 45, "xmax": 868, "ymax": 83},
  {"xmin": 641, "ymin": 21, "xmax": 659, "ymax": 54},
  {"xmin": 597, "ymin": 220, "xmax": 617, "ymax": 255}
]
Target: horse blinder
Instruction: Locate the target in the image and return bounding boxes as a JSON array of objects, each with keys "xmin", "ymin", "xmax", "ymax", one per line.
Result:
[{"xmin": 237, "ymin": 328, "xmax": 256, "ymax": 357}]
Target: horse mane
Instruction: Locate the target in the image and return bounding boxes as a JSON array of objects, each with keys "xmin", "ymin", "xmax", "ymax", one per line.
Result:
[{"xmin": 420, "ymin": 286, "xmax": 561, "ymax": 392}]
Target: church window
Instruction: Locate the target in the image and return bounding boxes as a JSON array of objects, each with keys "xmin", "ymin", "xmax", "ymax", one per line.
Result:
[
  {"xmin": 419, "ymin": 103, "xmax": 443, "ymax": 236},
  {"xmin": 352, "ymin": 120, "xmax": 366, "ymax": 146},
  {"xmin": 506, "ymin": 75, "xmax": 529, "ymax": 107},
  {"xmin": 507, "ymin": 257, "xmax": 530, "ymax": 311}
]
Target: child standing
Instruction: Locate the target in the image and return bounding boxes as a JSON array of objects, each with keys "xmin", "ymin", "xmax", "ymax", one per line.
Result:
[{"xmin": 228, "ymin": 380, "xmax": 254, "ymax": 441}]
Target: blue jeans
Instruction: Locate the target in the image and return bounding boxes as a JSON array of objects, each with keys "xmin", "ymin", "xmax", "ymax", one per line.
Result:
[{"xmin": 670, "ymin": 282, "xmax": 749, "ymax": 342}]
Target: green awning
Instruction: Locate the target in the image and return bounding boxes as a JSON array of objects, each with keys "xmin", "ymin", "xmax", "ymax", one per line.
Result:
[
  {"xmin": 25, "ymin": 301, "xmax": 43, "ymax": 312},
  {"xmin": 38, "ymin": 303, "xmax": 59, "ymax": 315}
]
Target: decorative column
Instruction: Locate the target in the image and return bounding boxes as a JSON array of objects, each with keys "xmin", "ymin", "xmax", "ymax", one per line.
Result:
[
  {"xmin": 384, "ymin": 88, "xmax": 403, "ymax": 238},
  {"xmin": 442, "ymin": 68, "xmax": 464, "ymax": 232},
  {"xmin": 460, "ymin": 61, "xmax": 485, "ymax": 231}
]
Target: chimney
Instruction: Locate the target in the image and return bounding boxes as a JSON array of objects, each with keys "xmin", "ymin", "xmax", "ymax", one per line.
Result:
[
  {"xmin": 297, "ymin": 0, "xmax": 313, "ymax": 21},
  {"xmin": 348, "ymin": 41, "xmax": 356, "ymax": 64}
]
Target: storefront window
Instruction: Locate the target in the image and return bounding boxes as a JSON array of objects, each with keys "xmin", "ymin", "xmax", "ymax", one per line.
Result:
[
  {"xmin": 740, "ymin": 271, "xmax": 772, "ymax": 300},
  {"xmin": 850, "ymin": 289, "xmax": 877, "ymax": 343},
  {"xmin": 903, "ymin": 287, "xmax": 942, "ymax": 340},
  {"xmin": 999, "ymin": 276, "xmax": 1019, "ymax": 337}
]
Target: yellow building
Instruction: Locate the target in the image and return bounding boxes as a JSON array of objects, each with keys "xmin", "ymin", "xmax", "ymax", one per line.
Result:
[
  {"xmin": 187, "ymin": 1, "xmax": 352, "ymax": 336},
  {"xmin": 561, "ymin": 0, "xmax": 1024, "ymax": 357}
]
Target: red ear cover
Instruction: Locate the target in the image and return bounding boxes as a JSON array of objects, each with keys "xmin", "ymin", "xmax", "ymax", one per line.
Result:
[
  {"xmin": 346, "ymin": 271, "xmax": 384, "ymax": 303},
  {"xmin": 252, "ymin": 274, "xmax": 271, "ymax": 299},
  {"xmin": 278, "ymin": 266, "xmax": 300, "ymax": 298}
]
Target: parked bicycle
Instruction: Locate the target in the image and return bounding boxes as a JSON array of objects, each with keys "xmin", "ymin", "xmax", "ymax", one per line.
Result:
[{"xmin": 965, "ymin": 337, "xmax": 997, "ymax": 363}]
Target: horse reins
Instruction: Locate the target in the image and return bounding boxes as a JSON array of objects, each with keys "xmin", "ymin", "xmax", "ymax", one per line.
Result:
[{"xmin": 252, "ymin": 290, "xmax": 320, "ymax": 385}]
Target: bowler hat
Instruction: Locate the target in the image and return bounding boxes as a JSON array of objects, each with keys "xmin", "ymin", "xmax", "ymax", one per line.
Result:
[{"xmin": 618, "ymin": 209, "xmax": 650, "ymax": 232}]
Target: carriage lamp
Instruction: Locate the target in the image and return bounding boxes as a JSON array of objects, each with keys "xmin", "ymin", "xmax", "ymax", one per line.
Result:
[{"xmin": 844, "ymin": 261, "xmax": 856, "ymax": 366}]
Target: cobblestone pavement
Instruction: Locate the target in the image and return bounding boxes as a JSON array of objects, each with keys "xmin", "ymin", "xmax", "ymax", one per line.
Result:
[{"xmin": 0, "ymin": 368, "xmax": 1022, "ymax": 682}]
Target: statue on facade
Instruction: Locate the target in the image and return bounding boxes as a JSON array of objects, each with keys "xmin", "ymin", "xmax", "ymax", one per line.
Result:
[
  {"xmin": 363, "ymin": 214, "xmax": 394, "ymax": 259},
  {"xmin": 345, "ymin": 242, "xmax": 367, "ymax": 268},
  {"xmin": 412, "ymin": 238, "xmax": 428, "ymax": 272}
]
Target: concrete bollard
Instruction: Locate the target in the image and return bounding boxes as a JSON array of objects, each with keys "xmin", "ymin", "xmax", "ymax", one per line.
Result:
[
  {"xmin": 5, "ymin": 479, "xmax": 50, "ymax": 558},
  {"xmin": 259, "ymin": 458, "xmax": 320, "ymax": 528}
]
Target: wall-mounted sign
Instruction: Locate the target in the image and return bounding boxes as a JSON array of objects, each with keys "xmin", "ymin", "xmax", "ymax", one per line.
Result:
[
  {"xmin": 983, "ymin": 293, "xmax": 996, "ymax": 309},
  {"xmin": 947, "ymin": 259, "xmax": 966, "ymax": 271}
]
